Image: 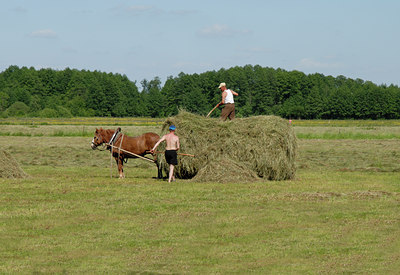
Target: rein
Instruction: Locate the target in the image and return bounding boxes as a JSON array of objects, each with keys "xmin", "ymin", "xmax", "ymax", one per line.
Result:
[{"xmin": 92, "ymin": 143, "xmax": 108, "ymax": 151}]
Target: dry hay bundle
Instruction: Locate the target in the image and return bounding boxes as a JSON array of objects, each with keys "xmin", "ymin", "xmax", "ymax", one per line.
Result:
[
  {"xmin": 0, "ymin": 150, "xmax": 28, "ymax": 178},
  {"xmin": 157, "ymin": 111, "xmax": 297, "ymax": 182}
]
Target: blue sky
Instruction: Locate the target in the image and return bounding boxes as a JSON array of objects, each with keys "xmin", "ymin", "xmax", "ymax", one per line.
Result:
[{"xmin": 1, "ymin": 0, "xmax": 399, "ymax": 86}]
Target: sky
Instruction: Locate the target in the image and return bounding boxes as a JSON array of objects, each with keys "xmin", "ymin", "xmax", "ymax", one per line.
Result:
[{"xmin": 1, "ymin": 0, "xmax": 399, "ymax": 87}]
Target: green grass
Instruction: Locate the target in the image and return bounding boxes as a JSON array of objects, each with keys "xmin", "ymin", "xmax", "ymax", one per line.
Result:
[
  {"xmin": 297, "ymin": 139, "xmax": 400, "ymax": 172},
  {"xmin": 1, "ymin": 166, "xmax": 399, "ymax": 273},
  {"xmin": 0, "ymin": 120, "xmax": 399, "ymax": 273},
  {"xmin": 0, "ymin": 117, "xmax": 164, "ymax": 126},
  {"xmin": 0, "ymin": 125, "xmax": 161, "ymax": 138},
  {"xmin": 294, "ymin": 125, "xmax": 400, "ymax": 140},
  {"xmin": 2, "ymin": 122, "xmax": 400, "ymax": 140},
  {"xmin": 297, "ymin": 132, "xmax": 400, "ymax": 139},
  {"xmin": 2, "ymin": 117, "xmax": 400, "ymax": 127},
  {"xmin": 290, "ymin": 119, "xmax": 400, "ymax": 127}
]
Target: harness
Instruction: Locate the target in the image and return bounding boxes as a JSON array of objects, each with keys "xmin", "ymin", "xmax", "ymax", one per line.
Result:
[
  {"xmin": 108, "ymin": 127, "xmax": 128, "ymax": 164},
  {"xmin": 107, "ymin": 127, "xmax": 121, "ymax": 150}
]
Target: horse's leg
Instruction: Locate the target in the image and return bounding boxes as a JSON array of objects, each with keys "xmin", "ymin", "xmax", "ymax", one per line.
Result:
[
  {"xmin": 115, "ymin": 156, "xmax": 124, "ymax": 179},
  {"xmin": 155, "ymin": 154, "xmax": 163, "ymax": 179},
  {"xmin": 157, "ymin": 162, "xmax": 162, "ymax": 179},
  {"xmin": 152, "ymin": 153, "xmax": 162, "ymax": 179},
  {"xmin": 120, "ymin": 157, "xmax": 125, "ymax": 178}
]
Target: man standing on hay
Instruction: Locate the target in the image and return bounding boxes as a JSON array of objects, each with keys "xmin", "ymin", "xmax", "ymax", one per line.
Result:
[
  {"xmin": 150, "ymin": 125, "xmax": 180, "ymax": 183},
  {"xmin": 217, "ymin": 82, "xmax": 239, "ymax": 121}
]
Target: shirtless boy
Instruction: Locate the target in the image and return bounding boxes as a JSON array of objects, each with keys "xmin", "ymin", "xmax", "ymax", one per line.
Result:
[{"xmin": 150, "ymin": 125, "xmax": 180, "ymax": 182}]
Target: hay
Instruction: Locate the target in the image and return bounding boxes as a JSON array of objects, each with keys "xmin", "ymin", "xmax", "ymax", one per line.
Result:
[
  {"xmin": 0, "ymin": 150, "xmax": 28, "ymax": 178},
  {"xmin": 157, "ymin": 111, "xmax": 297, "ymax": 182},
  {"xmin": 194, "ymin": 158, "xmax": 260, "ymax": 183}
]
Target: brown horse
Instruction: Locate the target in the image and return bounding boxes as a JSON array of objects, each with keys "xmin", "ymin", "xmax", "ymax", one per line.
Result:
[{"xmin": 91, "ymin": 128, "xmax": 162, "ymax": 179}]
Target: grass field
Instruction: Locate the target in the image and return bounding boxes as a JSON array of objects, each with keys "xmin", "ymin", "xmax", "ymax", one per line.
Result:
[{"xmin": 0, "ymin": 119, "xmax": 399, "ymax": 273}]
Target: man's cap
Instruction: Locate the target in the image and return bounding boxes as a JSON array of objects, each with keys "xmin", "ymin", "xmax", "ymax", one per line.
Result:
[
  {"xmin": 218, "ymin": 82, "xmax": 226, "ymax": 89},
  {"xmin": 169, "ymin": 125, "xmax": 176, "ymax": 131}
]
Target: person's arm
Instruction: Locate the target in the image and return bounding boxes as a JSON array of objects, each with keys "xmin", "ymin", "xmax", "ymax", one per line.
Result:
[
  {"xmin": 220, "ymin": 91, "xmax": 227, "ymax": 105},
  {"xmin": 231, "ymin": 90, "xmax": 239, "ymax": 96},
  {"xmin": 176, "ymin": 137, "xmax": 180, "ymax": 151},
  {"xmin": 150, "ymin": 135, "xmax": 166, "ymax": 153}
]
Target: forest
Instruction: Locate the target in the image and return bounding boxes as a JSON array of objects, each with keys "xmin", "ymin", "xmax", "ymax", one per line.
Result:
[{"xmin": 0, "ymin": 64, "xmax": 399, "ymax": 119}]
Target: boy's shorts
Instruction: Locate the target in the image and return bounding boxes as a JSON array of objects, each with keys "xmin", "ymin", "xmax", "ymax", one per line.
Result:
[{"xmin": 165, "ymin": 150, "xmax": 178, "ymax": 165}]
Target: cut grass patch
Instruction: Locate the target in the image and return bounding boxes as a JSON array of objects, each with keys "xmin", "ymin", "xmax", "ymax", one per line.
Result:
[
  {"xmin": 0, "ymin": 166, "xmax": 399, "ymax": 273},
  {"xmin": 1, "ymin": 120, "xmax": 400, "ymax": 273},
  {"xmin": 297, "ymin": 139, "xmax": 400, "ymax": 172},
  {"xmin": 294, "ymin": 126, "xmax": 400, "ymax": 140},
  {"xmin": 297, "ymin": 132, "xmax": 400, "ymax": 139},
  {"xmin": 290, "ymin": 119, "xmax": 400, "ymax": 127}
]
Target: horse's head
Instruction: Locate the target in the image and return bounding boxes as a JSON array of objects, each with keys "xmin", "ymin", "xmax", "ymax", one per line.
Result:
[{"xmin": 91, "ymin": 128, "xmax": 106, "ymax": 150}]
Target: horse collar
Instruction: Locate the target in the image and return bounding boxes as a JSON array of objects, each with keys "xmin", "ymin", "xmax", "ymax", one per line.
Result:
[{"xmin": 109, "ymin": 128, "xmax": 122, "ymax": 144}]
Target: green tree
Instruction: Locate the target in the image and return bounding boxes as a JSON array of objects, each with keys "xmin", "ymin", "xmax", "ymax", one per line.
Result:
[
  {"xmin": 328, "ymin": 87, "xmax": 354, "ymax": 119},
  {"xmin": 29, "ymin": 95, "xmax": 42, "ymax": 114},
  {"xmin": 142, "ymin": 77, "xmax": 166, "ymax": 117},
  {"xmin": 0, "ymin": 92, "xmax": 9, "ymax": 112},
  {"xmin": 5, "ymin": 101, "xmax": 30, "ymax": 116}
]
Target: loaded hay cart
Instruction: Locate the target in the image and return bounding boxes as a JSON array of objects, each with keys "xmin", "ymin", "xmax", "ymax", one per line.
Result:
[{"xmin": 156, "ymin": 111, "xmax": 297, "ymax": 182}]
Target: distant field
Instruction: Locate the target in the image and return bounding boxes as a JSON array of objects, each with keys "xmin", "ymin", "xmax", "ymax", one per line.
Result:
[
  {"xmin": 0, "ymin": 117, "xmax": 164, "ymax": 126},
  {"xmin": 295, "ymin": 126, "xmax": 400, "ymax": 139},
  {"xmin": 0, "ymin": 118, "xmax": 399, "ymax": 273},
  {"xmin": 1, "ymin": 117, "xmax": 400, "ymax": 127},
  {"xmin": 1, "ymin": 118, "xmax": 400, "ymax": 140},
  {"xmin": 0, "ymin": 125, "xmax": 161, "ymax": 138},
  {"xmin": 290, "ymin": 119, "xmax": 400, "ymax": 127}
]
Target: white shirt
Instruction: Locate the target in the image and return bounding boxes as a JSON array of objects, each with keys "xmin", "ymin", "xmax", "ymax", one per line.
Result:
[{"xmin": 224, "ymin": 89, "xmax": 234, "ymax": 104}]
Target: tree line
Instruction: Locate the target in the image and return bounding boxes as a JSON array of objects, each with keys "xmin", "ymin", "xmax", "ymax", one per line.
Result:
[{"xmin": 1, "ymin": 65, "xmax": 399, "ymax": 119}]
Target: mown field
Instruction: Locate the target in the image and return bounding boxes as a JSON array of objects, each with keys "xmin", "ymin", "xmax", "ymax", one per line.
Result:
[{"xmin": 0, "ymin": 118, "xmax": 399, "ymax": 274}]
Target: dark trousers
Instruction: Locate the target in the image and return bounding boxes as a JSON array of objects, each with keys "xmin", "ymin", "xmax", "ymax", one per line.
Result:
[{"xmin": 220, "ymin": 103, "xmax": 235, "ymax": 121}]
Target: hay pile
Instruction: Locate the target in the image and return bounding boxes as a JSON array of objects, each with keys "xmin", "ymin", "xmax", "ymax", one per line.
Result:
[
  {"xmin": 157, "ymin": 111, "xmax": 297, "ymax": 182},
  {"xmin": 0, "ymin": 150, "xmax": 28, "ymax": 178}
]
